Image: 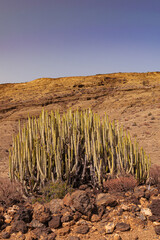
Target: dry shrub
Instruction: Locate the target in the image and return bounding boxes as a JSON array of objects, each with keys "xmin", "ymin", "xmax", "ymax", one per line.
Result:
[
  {"xmin": 0, "ymin": 178, "xmax": 24, "ymax": 207},
  {"xmin": 103, "ymin": 175, "xmax": 137, "ymax": 193},
  {"xmin": 148, "ymin": 165, "xmax": 160, "ymax": 185}
]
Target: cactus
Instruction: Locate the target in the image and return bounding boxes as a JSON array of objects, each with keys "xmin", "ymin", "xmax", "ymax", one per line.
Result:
[{"xmin": 9, "ymin": 109, "xmax": 151, "ymax": 194}]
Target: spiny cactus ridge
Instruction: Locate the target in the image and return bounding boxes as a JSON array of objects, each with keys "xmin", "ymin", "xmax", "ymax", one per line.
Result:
[{"xmin": 9, "ymin": 109, "xmax": 150, "ymax": 194}]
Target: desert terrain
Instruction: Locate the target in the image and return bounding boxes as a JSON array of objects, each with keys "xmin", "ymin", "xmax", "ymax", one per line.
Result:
[
  {"xmin": 0, "ymin": 72, "xmax": 160, "ymax": 240},
  {"xmin": 0, "ymin": 71, "xmax": 160, "ymax": 178}
]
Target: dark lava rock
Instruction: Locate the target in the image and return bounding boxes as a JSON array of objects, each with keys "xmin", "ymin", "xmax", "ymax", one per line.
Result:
[
  {"xmin": 96, "ymin": 193, "xmax": 118, "ymax": 207},
  {"xmin": 32, "ymin": 226, "xmax": 52, "ymax": 237},
  {"xmin": 71, "ymin": 190, "xmax": 94, "ymax": 216},
  {"xmin": 11, "ymin": 220, "xmax": 28, "ymax": 234},
  {"xmin": 14, "ymin": 207, "xmax": 32, "ymax": 223},
  {"xmin": 116, "ymin": 222, "xmax": 130, "ymax": 232},
  {"xmin": 28, "ymin": 219, "xmax": 45, "ymax": 228},
  {"xmin": 33, "ymin": 203, "xmax": 51, "ymax": 224},
  {"xmin": 75, "ymin": 224, "xmax": 89, "ymax": 234},
  {"xmin": 48, "ymin": 215, "xmax": 61, "ymax": 229},
  {"xmin": 61, "ymin": 212, "xmax": 73, "ymax": 223},
  {"xmin": 133, "ymin": 188, "xmax": 145, "ymax": 199},
  {"xmin": 46, "ymin": 199, "xmax": 63, "ymax": 214}
]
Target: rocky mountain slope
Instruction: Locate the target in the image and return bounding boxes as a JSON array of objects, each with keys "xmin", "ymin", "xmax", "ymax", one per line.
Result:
[{"xmin": 0, "ymin": 72, "xmax": 160, "ymax": 178}]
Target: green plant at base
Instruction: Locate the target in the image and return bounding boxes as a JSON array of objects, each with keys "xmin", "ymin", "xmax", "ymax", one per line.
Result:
[
  {"xmin": 31, "ymin": 180, "xmax": 74, "ymax": 203},
  {"xmin": 9, "ymin": 108, "xmax": 151, "ymax": 194}
]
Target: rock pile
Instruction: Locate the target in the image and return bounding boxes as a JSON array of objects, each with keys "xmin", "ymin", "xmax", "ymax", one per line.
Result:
[{"xmin": 0, "ymin": 184, "xmax": 160, "ymax": 239}]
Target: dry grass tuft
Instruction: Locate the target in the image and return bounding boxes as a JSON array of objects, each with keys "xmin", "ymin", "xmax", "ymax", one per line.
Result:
[
  {"xmin": 0, "ymin": 178, "xmax": 24, "ymax": 207},
  {"xmin": 148, "ymin": 165, "xmax": 160, "ymax": 186},
  {"xmin": 103, "ymin": 175, "xmax": 137, "ymax": 193}
]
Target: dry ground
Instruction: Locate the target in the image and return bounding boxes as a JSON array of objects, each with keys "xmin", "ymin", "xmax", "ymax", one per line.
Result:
[
  {"xmin": 0, "ymin": 72, "xmax": 160, "ymax": 240},
  {"xmin": 0, "ymin": 72, "xmax": 160, "ymax": 178}
]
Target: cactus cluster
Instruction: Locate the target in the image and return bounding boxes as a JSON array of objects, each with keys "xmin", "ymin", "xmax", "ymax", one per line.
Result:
[{"xmin": 9, "ymin": 109, "xmax": 151, "ymax": 193}]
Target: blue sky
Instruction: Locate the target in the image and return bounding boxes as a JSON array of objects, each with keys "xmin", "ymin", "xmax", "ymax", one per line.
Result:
[{"xmin": 0, "ymin": 0, "xmax": 160, "ymax": 83}]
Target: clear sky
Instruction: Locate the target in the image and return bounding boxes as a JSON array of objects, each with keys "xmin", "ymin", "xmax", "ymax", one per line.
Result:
[{"xmin": 0, "ymin": 0, "xmax": 160, "ymax": 84}]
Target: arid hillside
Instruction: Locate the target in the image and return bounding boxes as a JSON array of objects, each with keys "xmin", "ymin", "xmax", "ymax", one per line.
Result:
[{"xmin": 0, "ymin": 72, "xmax": 160, "ymax": 178}]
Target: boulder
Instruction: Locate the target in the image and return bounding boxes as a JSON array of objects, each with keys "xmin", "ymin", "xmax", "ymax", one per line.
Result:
[
  {"xmin": 46, "ymin": 199, "xmax": 63, "ymax": 214},
  {"xmin": 96, "ymin": 193, "xmax": 118, "ymax": 207},
  {"xmin": 11, "ymin": 220, "xmax": 28, "ymax": 234},
  {"xmin": 116, "ymin": 222, "xmax": 130, "ymax": 232},
  {"xmin": 33, "ymin": 203, "xmax": 51, "ymax": 224},
  {"xmin": 70, "ymin": 190, "xmax": 94, "ymax": 215}
]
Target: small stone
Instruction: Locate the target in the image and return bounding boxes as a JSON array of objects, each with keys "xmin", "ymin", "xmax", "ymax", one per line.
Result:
[
  {"xmin": 105, "ymin": 222, "xmax": 115, "ymax": 234},
  {"xmin": 28, "ymin": 219, "xmax": 44, "ymax": 228},
  {"xmin": 48, "ymin": 215, "xmax": 61, "ymax": 229},
  {"xmin": 75, "ymin": 224, "xmax": 89, "ymax": 234},
  {"xmin": 121, "ymin": 204, "xmax": 129, "ymax": 211},
  {"xmin": 113, "ymin": 233, "xmax": 122, "ymax": 240},
  {"xmin": 58, "ymin": 226, "xmax": 70, "ymax": 236},
  {"xmin": 141, "ymin": 208, "xmax": 152, "ymax": 217},
  {"xmin": 116, "ymin": 222, "xmax": 130, "ymax": 232},
  {"xmin": 62, "ymin": 220, "xmax": 75, "ymax": 228},
  {"xmin": 1, "ymin": 231, "xmax": 10, "ymax": 239}
]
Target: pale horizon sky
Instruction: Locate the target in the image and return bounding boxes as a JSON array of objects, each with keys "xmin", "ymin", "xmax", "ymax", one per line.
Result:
[{"xmin": 0, "ymin": 0, "xmax": 160, "ymax": 84}]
